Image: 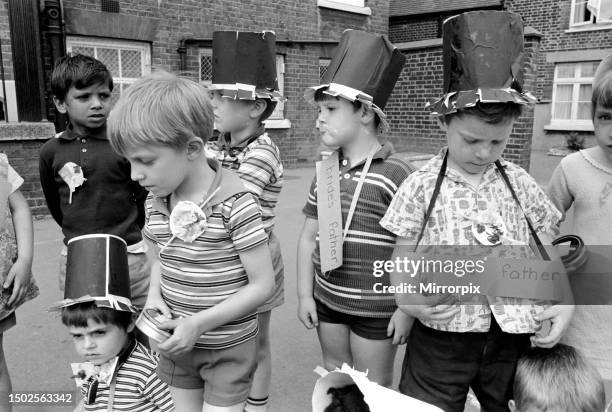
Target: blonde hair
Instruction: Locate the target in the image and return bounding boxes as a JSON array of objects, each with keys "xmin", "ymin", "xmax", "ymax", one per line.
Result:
[
  {"xmin": 592, "ymin": 70, "xmax": 612, "ymax": 117},
  {"xmin": 514, "ymin": 344, "xmax": 604, "ymax": 412},
  {"xmin": 108, "ymin": 71, "xmax": 214, "ymax": 155}
]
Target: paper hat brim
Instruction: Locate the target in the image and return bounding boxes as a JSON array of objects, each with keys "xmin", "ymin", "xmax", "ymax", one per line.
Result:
[
  {"xmin": 304, "ymin": 83, "xmax": 390, "ymax": 133},
  {"xmin": 208, "ymin": 82, "xmax": 283, "ymax": 102},
  {"xmin": 426, "ymin": 87, "xmax": 537, "ymax": 115},
  {"xmin": 49, "ymin": 294, "xmax": 136, "ymax": 313},
  {"xmin": 312, "ymin": 364, "xmax": 444, "ymax": 412}
]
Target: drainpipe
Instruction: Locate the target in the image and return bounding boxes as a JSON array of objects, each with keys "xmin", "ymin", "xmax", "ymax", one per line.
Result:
[{"xmin": 41, "ymin": 0, "xmax": 67, "ymax": 129}]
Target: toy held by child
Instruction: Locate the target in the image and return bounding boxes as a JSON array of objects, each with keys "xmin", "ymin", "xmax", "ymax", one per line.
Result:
[{"xmin": 52, "ymin": 234, "xmax": 174, "ymax": 412}]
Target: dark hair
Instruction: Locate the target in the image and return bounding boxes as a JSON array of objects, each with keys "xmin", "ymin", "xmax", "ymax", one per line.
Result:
[
  {"xmin": 313, "ymin": 88, "xmax": 381, "ymax": 129},
  {"xmin": 61, "ymin": 301, "xmax": 133, "ymax": 331},
  {"xmin": 514, "ymin": 344, "xmax": 604, "ymax": 412},
  {"xmin": 592, "ymin": 70, "xmax": 612, "ymax": 118},
  {"xmin": 258, "ymin": 98, "xmax": 278, "ymax": 122},
  {"xmin": 51, "ymin": 54, "xmax": 114, "ymax": 101},
  {"xmin": 443, "ymin": 102, "xmax": 523, "ymax": 125}
]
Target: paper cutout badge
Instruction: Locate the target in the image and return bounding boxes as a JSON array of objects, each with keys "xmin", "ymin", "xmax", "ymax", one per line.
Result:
[{"xmin": 59, "ymin": 162, "xmax": 86, "ymax": 204}]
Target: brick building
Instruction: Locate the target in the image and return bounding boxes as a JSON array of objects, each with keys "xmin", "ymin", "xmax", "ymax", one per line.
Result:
[
  {"xmin": 0, "ymin": 0, "xmax": 389, "ymax": 215},
  {"xmin": 388, "ymin": 0, "xmax": 612, "ymax": 161}
]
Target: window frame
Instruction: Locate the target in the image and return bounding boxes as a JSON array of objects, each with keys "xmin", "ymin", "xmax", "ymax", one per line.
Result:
[
  {"xmin": 549, "ymin": 61, "xmax": 598, "ymax": 130},
  {"xmin": 569, "ymin": 0, "xmax": 612, "ymax": 28},
  {"xmin": 317, "ymin": 0, "xmax": 372, "ymax": 15},
  {"xmin": 65, "ymin": 36, "xmax": 151, "ymax": 101}
]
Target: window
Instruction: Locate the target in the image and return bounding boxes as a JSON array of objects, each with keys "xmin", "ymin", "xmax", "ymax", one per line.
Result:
[
  {"xmin": 319, "ymin": 58, "xmax": 331, "ymax": 80},
  {"xmin": 66, "ymin": 37, "xmax": 151, "ymax": 105},
  {"xmin": 200, "ymin": 49, "xmax": 287, "ymax": 123},
  {"xmin": 317, "ymin": 0, "xmax": 371, "ymax": 15},
  {"xmin": 550, "ymin": 61, "xmax": 599, "ymax": 128},
  {"xmin": 570, "ymin": 0, "xmax": 612, "ymax": 27}
]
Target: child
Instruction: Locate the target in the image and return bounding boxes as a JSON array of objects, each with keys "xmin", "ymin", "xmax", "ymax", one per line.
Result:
[
  {"xmin": 107, "ymin": 71, "xmax": 275, "ymax": 412},
  {"xmin": 55, "ymin": 234, "xmax": 174, "ymax": 412},
  {"xmin": 547, "ymin": 54, "xmax": 612, "ymax": 398},
  {"xmin": 297, "ymin": 29, "xmax": 413, "ymax": 387},
  {"xmin": 510, "ymin": 344, "xmax": 605, "ymax": 412},
  {"xmin": 39, "ymin": 54, "xmax": 149, "ymax": 308},
  {"xmin": 380, "ymin": 11, "xmax": 574, "ymax": 411},
  {"xmin": 0, "ymin": 154, "xmax": 35, "ymax": 411},
  {"xmin": 205, "ymin": 30, "xmax": 285, "ymax": 412}
]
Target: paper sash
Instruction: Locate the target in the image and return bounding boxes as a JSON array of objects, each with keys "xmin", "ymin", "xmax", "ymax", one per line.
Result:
[{"xmin": 316, "ymin": 152, "xmax": 343, "ymax": 273}]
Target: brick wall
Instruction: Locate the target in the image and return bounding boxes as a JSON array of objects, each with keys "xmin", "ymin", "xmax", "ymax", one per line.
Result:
[
  {"xmin": 385, "ymin": 33, "xmax": 541, "ymax": 170},
  {"xmin": 389, "ymin": 16, "xmax": 439, "ymax": 43},
  {"xmin": 0, "ymin": 0, "xmax": 11, "ymax": 81}
]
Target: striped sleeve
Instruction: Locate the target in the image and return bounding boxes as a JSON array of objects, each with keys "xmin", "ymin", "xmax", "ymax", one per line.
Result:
[
  {"xmin": 142, "ymin": 196, "xmax": 157, "ymax": 244},
  {"xmin": 143, "ymin": 370, "xmax": 175, "ymax": 411},
  {"xmin": 302, "ymin": 175, "xmax": 318, "ymax": 218},
  {"xmin": 237, "ymin": 143, "xmax": 282, "ymax": 198},
  {"xmin": 226, "ymin": 192, "xmax": 269, "ymax": 252}
]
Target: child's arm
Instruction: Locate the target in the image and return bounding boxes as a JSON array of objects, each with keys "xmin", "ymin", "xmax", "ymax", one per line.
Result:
[
  {"xmin": 142, "ymin": 372, "xmax": 174, "ymax": 412},
  {"xmin": 38, "ymin": 148, "xmax": 63, "ymax": 225},
  {"xmin": 6, "ymin": 190, "xmax": 33, "ymax": 307},
  {"xmin": 546, "ymin": 162, "xmax": 573, "ymax": 218},
  {"xmin": 142, "ymin": 237, "xmax": 172, "ymax": 317},
  {"xmin": 236, "ymin": 144, "xmax": 282, "ymax": 199},
  {"xmin": 297, "ymin": 217, "xmax": 319, "ymax": 329},
  {"xmin": 157, "ymin": 242, "xmax": 274, "ymax": 356}
]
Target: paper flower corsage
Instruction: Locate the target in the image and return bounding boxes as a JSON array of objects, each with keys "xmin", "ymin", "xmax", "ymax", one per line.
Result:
[
  {"xmin": 59, "ymin": 162, "xmax": 86, "ymax": 204},
  {"xmin": 471, "ymin": 210, "xmax": 508, "ymax": 246},
  {"xmin": 169, "ymin": 201, "xmax": 208, "ymax": 242}
]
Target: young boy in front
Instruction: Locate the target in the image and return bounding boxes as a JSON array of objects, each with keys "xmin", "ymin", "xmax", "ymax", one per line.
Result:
[
  {"xmin": 54, "ymin": 234, "xmax": 174, "ymax": 412},
  {"xmin": 205, "ymin": 31, "xmax": 284, "ymax": 412},
  {"xmin": 39, "ymin": 54, "xmax": 149, "ymax": 307},
  {"xmin": 107, "ymin": 71, "xmax": 275, "ymax": 412},
  {"xmin": 380, "ymin": 11, "xmax": 574, "ymax": 411},
  {"xmin": 297, "ymin": 29, "xmax": 414, "ymax": 387},
  {"xmin": 510, "ymin": 344, "xmax": 605, "ymax": 412}
]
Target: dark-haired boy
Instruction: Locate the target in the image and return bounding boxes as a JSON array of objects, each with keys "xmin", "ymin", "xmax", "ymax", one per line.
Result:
[
  {"xmin": 39, "ymin": 54, "xmax": 149, "ymax": 307},
  {"xmin": 54, "ymin": 234, "xmax": 174, "ymax": 411},
  {"xmin": 380, "ymin": 11, "xmax": 574, "ymax": 411}
]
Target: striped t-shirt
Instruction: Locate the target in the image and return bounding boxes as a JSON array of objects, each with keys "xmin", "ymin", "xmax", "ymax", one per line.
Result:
[
  {"xmin": 302, "ymin": 144, "xmax": 414, "ymax": 317},
  {"xmin": 206, "ymin": 129, "xmax": 283, "ymax": 233},
  {"xmin": 81, "ymin": 341, "xmax": 174, "ymax": 411},
  {"xmin": 143, "ymin": 159, "xmax": 269, "ymax": 349}
]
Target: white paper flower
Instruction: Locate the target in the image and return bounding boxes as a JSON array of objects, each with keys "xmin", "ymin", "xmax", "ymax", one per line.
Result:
[
  {"xmin": 169, "ymin": 201, "xmax": 207, "ymax": 242},
  {"xmin": 59, "ymin": 162, "xmax": 86, "ymax": 204}
]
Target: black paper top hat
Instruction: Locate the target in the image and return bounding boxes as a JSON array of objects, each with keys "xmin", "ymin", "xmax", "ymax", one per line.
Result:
[
  {"xmin": 594, "ymin": 54, "xmax": 612, "ymax": 89},
  {"xmin": 210, "ymin": 31, "xmax": 281, "ymax": 101},
  {"xmin": 304, "ymin": 29, "xmax": 406, "ymax": 132},
  {"xmin": 426, "ymin": 11, "xmax": 536, "ymax": 115},
  {"xmin": 50, "ymin": 234, "xmax": 135, "ymax": 312}
]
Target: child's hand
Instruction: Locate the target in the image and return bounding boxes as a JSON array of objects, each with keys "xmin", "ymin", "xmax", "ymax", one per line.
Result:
[
  {"xmin": 143, "ymin": 294, "xmax": 172, "ymax": 318},
  {"xmin": 399, "ymin": 304, "xmax": 459, "ymax": 323},
  {"xmin": 297, "ymin": 296, "xmax": 319, "ymax": 329},
  {"xmin": 4, "ymin": 258, "xmax": 32, "ymax": 308},
  {"xmin": 387, "ymin": 309, "xmax": 414, "ymax": 345},
  {"xmin": 530, "ymin": 305, "xmax": 575, "ymax": 348},
  {"xmin": 157, "ymin": 316, "xmax": 202, "ymax": 356}
]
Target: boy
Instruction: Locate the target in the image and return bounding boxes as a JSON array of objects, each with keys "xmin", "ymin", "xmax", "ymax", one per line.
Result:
[
  {"xmin": 39, "ymin": 54, "xmax": 149, "ymax": 308},
  {"xmin": 205, "ymin": 30, "xmax": 284, "ymax": 412},
  {"xmin": 107, "ymin": 71, "xmax": 275, "ymax": 412},
  {"xmin": 510, "ymin": 344, "xmax": 605, "ymax": 412},
  {"xmin": 53, "ymin": 234, "xmax": 174, "ymax": 411},
  {"xmin": 380, "ymin": 11, "xmax": 574, "ymax": 411},
  {"xmin": 297, "ymin": 29, "xmax": 414, "ymax": 388}
]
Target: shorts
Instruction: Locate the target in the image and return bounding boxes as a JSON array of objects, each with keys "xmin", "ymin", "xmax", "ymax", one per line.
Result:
[
  {"xmin": 315, "ymin": 299, "xmax": 391, "ymax": 340},
  {"xmin": 59, "ymin": 247, "xmax": 150, "ymax": 309},
  {"xmin": 157, "ymin": 338, "xmax": 257, "ymax": 407},
  {"xmin": 0, "ymin": 312, "xmax": 15, "ymax": 333},
  {"xmin": 258, "ymin": 231, "xmax": 284, "ymax": 312}
]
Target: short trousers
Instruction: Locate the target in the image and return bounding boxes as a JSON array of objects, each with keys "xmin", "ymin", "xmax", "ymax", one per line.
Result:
[
  {"xmin": 258, "ymin": 231, "xmax": 284, "ymax": 313},
  {"xmin": 315, "ymin": 299, "xmax": 391, "ymax": 340},
  {"xmin": 157, "ymin": 338, "xmax": 257, "ymax": 407},
  {"xmin": 399, "ymin": 317, "xmax": 531, "ymax": 412},
  {"xmin": 59, "ymin": 247, "xmax": 150, "ymax": 309},
  {"xmin": 0, "ymin": 312, "xmax": 16, "ymax": 333}
]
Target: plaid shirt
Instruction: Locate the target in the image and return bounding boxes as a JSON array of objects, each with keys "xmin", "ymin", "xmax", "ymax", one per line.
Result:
[{"xmin": 380, "ymin": 148, "xmax": 562, "ymax": 333}]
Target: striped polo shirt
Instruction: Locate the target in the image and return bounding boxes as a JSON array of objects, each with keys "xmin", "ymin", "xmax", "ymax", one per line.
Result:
[
  {"xmin": 82, "ymin": 341, "xmax": 174, "ymax": 411},
  {"xmin": 302, "ymin": 144, "xmax": 414, "ymax": 318},
  {"xmin": 206, "ymin": 129, "xmax": 283, "ymax": 233},
  {"xmin": 143, "ymin": 158, "xmax": 269, "ymax": 349}
]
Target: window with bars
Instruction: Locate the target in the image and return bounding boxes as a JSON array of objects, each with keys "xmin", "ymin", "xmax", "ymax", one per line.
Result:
[
  {"xmin": 319, "ymin": 58, "xmax": 331, "ymax": 80},
  {"xmin": 570, "ymin": 0, "xmax": 612, "ymax": 26},
  {"xmin": 551, "ymin": 61, "xmax": 599, "ymax": 127},
  {"xmin": 200, "ymin": 49, "xmax": 286, "ymax": 120},
  {"xmin": 66, "ymin": 37, "xmax": 151, "ymax": 105}
]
